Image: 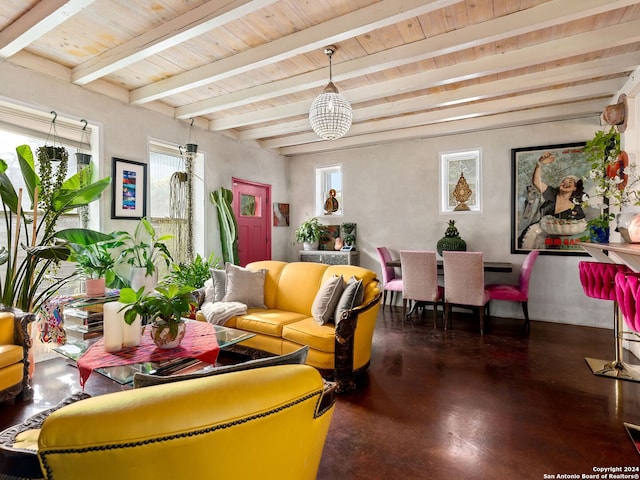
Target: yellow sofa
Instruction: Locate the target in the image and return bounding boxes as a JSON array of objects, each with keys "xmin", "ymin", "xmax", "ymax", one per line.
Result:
[
  {"xmin": 11, "ymin": 365, "xmax": 334, "ymax": 480},
  {"xmin": 197, "ymin": 261, "xmax": 382, "ymax": 392},
  {"xmin": 0, "ymin": 306, "xmax": 35, "ymax": 403}
]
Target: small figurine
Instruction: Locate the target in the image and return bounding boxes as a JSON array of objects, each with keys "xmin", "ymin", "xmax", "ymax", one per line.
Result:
[{"xmin": 324, "ymin": 189, "xmax": 339, "ymax": 214}]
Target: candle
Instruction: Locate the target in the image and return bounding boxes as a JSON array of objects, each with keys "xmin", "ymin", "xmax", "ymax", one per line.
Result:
[
  {"xmin": 122, "ymin": 309, "xmax": 142, "ymax": 347},
  {"xmin": 103, "ymin": 301, "xmax": 124, "ymax": 352}
]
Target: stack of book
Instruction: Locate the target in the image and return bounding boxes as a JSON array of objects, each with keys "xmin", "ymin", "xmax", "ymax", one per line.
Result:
[
  {"xmin": 61, "ymin": 292, "xmax": 120, "ymax": 342},
  {"xmin": 63, "ymin": 305, "xmax": 104, "ymax": 341}
]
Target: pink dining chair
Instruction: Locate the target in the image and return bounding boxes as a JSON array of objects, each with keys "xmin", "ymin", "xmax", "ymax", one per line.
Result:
[
  {"xmin": 486, "ymin": 249, "xmax": 540, "ymax": 336},
  {"xmin": 578, "ymin": 261, "xmax": 630, "ymax": 379},
  {"xmin": 376, "ymin": 247, "xmax": 403, "ymax": 309},
  {"xmin": 442, "ymin": 251, "xmax": 490, "ymax": 334},
  {"xmin": 399, "ymin": 250, "xmax": 444, "ymax": 327}
]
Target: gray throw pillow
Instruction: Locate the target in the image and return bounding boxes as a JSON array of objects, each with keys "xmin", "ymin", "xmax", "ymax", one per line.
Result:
[
  {"xmin": 209, "ymin": 268, "xmax": 227, "ymax": 302},
  {"xmin": 334, "ymin": 276, "xmax": 364, "ymax": 325},
  {"xmin": 132, "ymin": 346, "xmax": 309, "ymax": 389},
  {"xmin": 222, "ymin": 263, "xmax": 267, "ymax": 308},
  {"xmin": 311, "ymin": 274, "xmax": 344, "ymax": 325}
]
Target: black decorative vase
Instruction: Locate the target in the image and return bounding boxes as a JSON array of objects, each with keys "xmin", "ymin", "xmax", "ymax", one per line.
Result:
[{"xmin": 436, "ymin": 220, "xmax": 467, "ymax": 256}]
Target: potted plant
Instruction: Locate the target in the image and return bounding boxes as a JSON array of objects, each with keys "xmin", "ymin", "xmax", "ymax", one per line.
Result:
[
  {"xmin": 117, "ymin": 217, "xmax": 174, "ymax": 292},
  {"xmin": 54, "ymin": 229, "xmax": 128, "ymax": 296},
  {"xmin": 119, "ymin": 284, "xmax": 197, "ymax": 349},
  {"xmin": 0, "ymin": 145, "xmax": 110, "ymax": 312},
  {"xmin": 582, "ymin": 126, "xmax": 640, "ymax": 242},
  {"xmin": 295, "ymin": 217, "xmax": 321, "ymax": 250},
  {"xmin": 160, "ymin": 253, "xmax": 220, "ymax": 289}
]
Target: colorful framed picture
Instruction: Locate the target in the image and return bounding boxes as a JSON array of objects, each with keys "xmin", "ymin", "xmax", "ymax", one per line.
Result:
[
  {"xmin": 511, "ymin": 142, "xmax": 595, "ymax": 255},
  {"xmin": 111, "ymin": 158, "xmax": 147, "ymax": 219},
  {"xmin": 273, "ymin": 203, "xmax": 289, "ymax": 226}
]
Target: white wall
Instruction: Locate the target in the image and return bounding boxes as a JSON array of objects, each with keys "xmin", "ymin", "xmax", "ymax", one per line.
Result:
[
  {"xmin": 289, "ymin": 118, "xmax": 613, "ymax": 328},
  {"xmin": 0, "ymin": 61, "xmax": 289, "ymax": 262}
]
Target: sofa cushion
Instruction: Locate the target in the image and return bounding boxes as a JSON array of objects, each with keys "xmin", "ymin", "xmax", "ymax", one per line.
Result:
[
  {"xmin": 209, "ymin": 268, "xmax": 227, "ymax": 302},
  {"xmin": 132, "ymin": 346, "xmax": 309, "ymax": 388},
  {"xmin": 222, "ymin": 263, "xmax": 267, "ymax": 308},
  {"xmin": 282, "ymin": 318, "xmax": 335, "ymax": 354},
  {"xmin": 334, "ymin": 276, "xmax": 364, "ymax": 325},
  {"xmin": 311, "ymin": 275, "xmax": 344, "ymax": 325},
  {"xmin": 235, "ymin": 309, "xmax": 310, "ymax": 337}
]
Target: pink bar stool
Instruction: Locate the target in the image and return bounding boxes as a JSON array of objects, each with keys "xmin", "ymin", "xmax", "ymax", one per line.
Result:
[
  {"xmin": 612, "ymin": 271, "xmax": 640, "ymax": 382},
  {"xmin": 578, "ymin": 261, "xmax": 633, "ymax": 380}
]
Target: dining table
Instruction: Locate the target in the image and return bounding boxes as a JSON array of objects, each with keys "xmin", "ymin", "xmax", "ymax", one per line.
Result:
[{"xmin": 386, "ymin": 259, "xmax": 513, "ymax": 273}]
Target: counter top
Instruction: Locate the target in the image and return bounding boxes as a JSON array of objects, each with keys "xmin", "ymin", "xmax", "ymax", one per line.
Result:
[{"xmin": 577, "ymin": 241, "xmax": 640, "ymax": 271}]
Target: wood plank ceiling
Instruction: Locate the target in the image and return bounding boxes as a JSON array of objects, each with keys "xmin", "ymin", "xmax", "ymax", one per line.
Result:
[{"xmin": 1, "ymin": 0, "xmax": 639, "ymax": 157}]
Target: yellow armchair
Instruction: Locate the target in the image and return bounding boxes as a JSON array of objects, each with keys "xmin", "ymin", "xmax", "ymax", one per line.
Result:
[
  {"xmin": 36, "ymin": 365, "xmax": 335, "ymax": 480},
  {"xmin": 0, "ymin": 306, "xmax": 35, "ymax": 403}
]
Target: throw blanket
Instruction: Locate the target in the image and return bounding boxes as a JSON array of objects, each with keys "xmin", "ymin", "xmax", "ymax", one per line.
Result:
[{"xmin": 201, "ymin": 301, "xmax": 247, "ymax": 325}]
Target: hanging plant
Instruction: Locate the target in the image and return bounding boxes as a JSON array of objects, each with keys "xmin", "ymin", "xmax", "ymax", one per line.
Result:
[{"xmin": 36, "ymin": 146, "xmax": 69, "ymax": 233}]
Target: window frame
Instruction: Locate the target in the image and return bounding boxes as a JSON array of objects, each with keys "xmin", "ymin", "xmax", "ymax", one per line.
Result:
[{"xmin": 439, "ymin": 148, "xmax": 482, "ymax": 213}]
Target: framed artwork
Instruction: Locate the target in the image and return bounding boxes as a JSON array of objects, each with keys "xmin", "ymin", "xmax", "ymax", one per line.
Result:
[
  {"xmin": 111, "ymin": 158, "xmax": 147, "ymax": 219},
  {"xmin": 273, "ymin": 203, "xmax": 289, "ymax": 226},
  {"xmin": 440, "ymin": 148, "xmax": 481, "ymax": 212},
  {"xmin": 511, "ymin": 142, "xmax": 596, "ymax": 255},
  {"xmin": 319, "ymin": 225, "xmax": 340, "ymax": 250}
]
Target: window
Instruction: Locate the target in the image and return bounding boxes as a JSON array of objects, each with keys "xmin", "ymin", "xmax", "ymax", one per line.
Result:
[
  {"xmin": 440, "ymin": 149, "xmax": 481, "ymax": 213},
  {"xmin": 316, "ymin": 165, "xmax": 343, "ymax": 216},
  {"xmin": 148, "ymin": 140, "xmax": 205, "ymax": 264}
]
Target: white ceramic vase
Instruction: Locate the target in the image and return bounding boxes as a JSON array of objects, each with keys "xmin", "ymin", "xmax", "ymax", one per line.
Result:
[{"xmin": 130, "ymin": 267, "xmax": 158, "ymax": 293}]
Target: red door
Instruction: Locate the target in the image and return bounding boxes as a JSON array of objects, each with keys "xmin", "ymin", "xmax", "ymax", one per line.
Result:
[{"xmin": 232, "ymin": 178, "xmax": 271, "ymax": 266}]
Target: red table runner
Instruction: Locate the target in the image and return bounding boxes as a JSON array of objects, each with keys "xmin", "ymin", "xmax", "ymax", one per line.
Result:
[{"xmin": 77, "ymin": 320, "xmax": 220, "ymax": 388}]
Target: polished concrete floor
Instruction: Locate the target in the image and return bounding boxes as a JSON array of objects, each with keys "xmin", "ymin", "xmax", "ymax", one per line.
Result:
[{"xmin": 2, "ymin": 306, "xmax": 640, "ymax": 479}]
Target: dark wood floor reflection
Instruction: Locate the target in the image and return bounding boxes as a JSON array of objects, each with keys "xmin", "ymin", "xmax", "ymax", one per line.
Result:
[{"xmin": 2, "ymin": 307, "xmax": 640, "ymax": 478}]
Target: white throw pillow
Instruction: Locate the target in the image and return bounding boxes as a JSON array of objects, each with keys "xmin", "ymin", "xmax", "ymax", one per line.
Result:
[
  {"xmin": 209, "ymin": 268, "xmax": 227, "ymax": 302},
  {"xmin": 311, "ymin": 275, "xmax": 344, "ymax": 325},
  {"xmin": 222, "ymin": 263, "xmax": 267, "ymax": 308}
]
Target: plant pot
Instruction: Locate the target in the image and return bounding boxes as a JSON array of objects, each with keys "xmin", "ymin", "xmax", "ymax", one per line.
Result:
[
  {"xmin": 43, "ymin": 146, "xmax": 67, "ymax": 162},
  {"xmin": 75, "ymin": 152, "xmax": 92, "ymax": 165},
  {"xmin": 150, "ymin": 320, "xmax": 187, "ymax": 349},
  {"xmin": 85, "ymin": 278, "xmax": 105, "ymax": 297},
  {"xmin": 302, "ymin": 241, "xmax": 318, "ymax": 251},
  {"xmin": 589, "ymin": 226, "xmax": 610, "ymax": 244},
  {"xmin": 130, "ymin": 267, "xmax": 158, "ymax": 293}
]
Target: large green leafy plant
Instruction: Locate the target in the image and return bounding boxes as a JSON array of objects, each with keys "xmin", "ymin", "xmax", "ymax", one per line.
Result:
[
  {"xmin": 119, "ymin": 284, "xmax": 196, "ymax": 341},
  {"xmin": 53, "ymin": 229, "xmax": 127, "ymax": 287},
  {"xmin": 160, "ymin": 252, "xmax": 220, "ymax": 289},
  {"xmin": 117, "ymin": 217, "xmax": 173, "ymax": 277},
  {"xmin": 0, "ymin": 145, "xmax": 110, "ymax": 311}
]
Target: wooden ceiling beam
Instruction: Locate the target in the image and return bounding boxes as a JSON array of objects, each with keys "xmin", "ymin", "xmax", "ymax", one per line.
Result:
[
  {"xmin": 130, "ymin": 0, "xmax": 459, "ymax": 105},
  {"xmin": 71, "ymin": 0, "xmax": 279, "ymax": 85},
  {"xmin": 239, "ymin": 52, "xmax": 640, "ymax": 140},
  {"xmin": 0, "ymin": 0, "xmax": 96, "ymax": 59},
  {"xmin": 176, "ymin": 0, "xmax": 635, "ymax": 119},
  {"xmin": 276, "ymin": 100, "xmax": 605, "ymax": 156},
  {"xmin": 210, "ymin": 18, "xmax": 640, "ymax": 131}
]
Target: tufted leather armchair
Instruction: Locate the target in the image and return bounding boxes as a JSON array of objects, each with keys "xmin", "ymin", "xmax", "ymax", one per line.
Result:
[
  {"xmin": 0, "ymin": 306, "xmax": 35, "ymax": 403},
  {"xmin": 32, "ymin": 365, "xmax": 335, "ymax": 480}
]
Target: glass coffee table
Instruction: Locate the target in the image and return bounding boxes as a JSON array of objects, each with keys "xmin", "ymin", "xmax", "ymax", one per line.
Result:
[{"xmin": 53, "ymin": 324, "xmax": 255, "ymax": 386}]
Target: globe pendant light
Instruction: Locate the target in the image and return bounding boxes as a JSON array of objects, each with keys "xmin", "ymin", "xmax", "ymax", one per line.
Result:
[{"xmin": 309, "ymin": 46, "xmax": 353, "ymax": 140}]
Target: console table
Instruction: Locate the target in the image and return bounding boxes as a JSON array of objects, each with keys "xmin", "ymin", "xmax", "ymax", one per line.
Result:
[{"xmin": 299, "ymin": 250, "xmax": 359, "ymax": 265}]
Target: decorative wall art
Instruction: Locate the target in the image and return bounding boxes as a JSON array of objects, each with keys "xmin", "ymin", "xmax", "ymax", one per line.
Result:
[
  {"xmin": 319, "ymin": 225, "xmax": 340, "ymax": 250},
  {"xmin": 111, "ymin": 158, "xmax": 147, "ymax": 219},
  {"xmin": 273, "ymin": 203, "xmax": 290, "ymax": 226},
  {"xmin": 511, "ymin": 142, "xmax": 594, "ymax": 255}
]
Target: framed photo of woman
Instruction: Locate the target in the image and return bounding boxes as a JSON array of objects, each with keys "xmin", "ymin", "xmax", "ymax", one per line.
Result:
[{"xmin": 511, "ymin": 142, "xmax": 596, "ymax": 255}]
